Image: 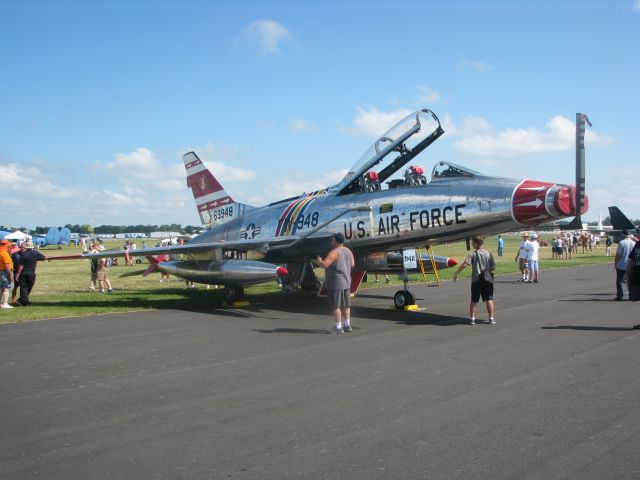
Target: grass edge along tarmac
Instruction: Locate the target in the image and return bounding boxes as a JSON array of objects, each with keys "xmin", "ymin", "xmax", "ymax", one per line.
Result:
[{"xmin": 0, "ymin": 235, "xmax": 612, "ymax": 324}]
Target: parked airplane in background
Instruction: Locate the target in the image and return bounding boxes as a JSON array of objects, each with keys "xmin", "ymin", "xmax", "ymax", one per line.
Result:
[
  {"xmin": 86, "ymin": 107, "xmax": 589, "ymax": 308},
  {"xmin": 583, "ymin": 214, "xmax": 612, "ymax": 233}
]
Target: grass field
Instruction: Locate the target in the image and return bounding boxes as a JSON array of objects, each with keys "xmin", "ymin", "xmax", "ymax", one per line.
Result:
[{"xmin": 0, "ymin": 234, "xmax": 613, "ymax": 324}]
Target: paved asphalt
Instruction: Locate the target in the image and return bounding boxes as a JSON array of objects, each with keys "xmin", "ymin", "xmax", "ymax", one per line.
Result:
[{"xmin": 1, "ymin": 263, "xmax": 638, "ymax": 480}]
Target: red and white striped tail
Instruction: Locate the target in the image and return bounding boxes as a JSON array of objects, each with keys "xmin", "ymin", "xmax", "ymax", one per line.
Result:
[{"xmin": 183, "ymin": 151, "xmax": 250, "ymax": 227}]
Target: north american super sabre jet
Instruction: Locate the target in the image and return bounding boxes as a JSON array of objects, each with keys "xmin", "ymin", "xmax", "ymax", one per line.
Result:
[{"xmin": 89, "ymin": 108, "xmax": 588, "ymax": 307}]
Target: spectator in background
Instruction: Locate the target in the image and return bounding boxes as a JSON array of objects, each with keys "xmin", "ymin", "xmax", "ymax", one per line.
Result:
[
  {"xmin": 614, "ymin": 230, "xmax": 635, "ymax": 301},
  {"xmin": 10, "ymin": 243, "xmax": 24, "ymax": 305},
  {"xmin": 497, "ymin": 235, "xmax": 504, "ymax": 257},
  {"xmin": 15, "ymin": 242, "xmax": 47, "ymax": 306},
  {"xmin": 562, "ymin": 233, "xmax": 571, "ymax": 260},
  {"xmin": 374, "ymin": 273, "xmax": 390, "ymax": 284},
  {"xmin": 95, "ymin": 245, "xmax": 113, "ymax": 293},
  {"xmin": 0, "ymin": 240, "xmax": 15, "ymax": 309},
  {"xmin": 605, "ymin": 236, "xmax": 612, "ymax": 256},
  {"xmin": 123, "ymin": 242, "xmax": 132, "ymax": 266},
  {"xmin": 157, "ymin": 254, "xmax": 171, "ymax": 282},
  {"xmin": 515, "ymin": 232, "xmax": 529, "ymax": 282},
  {"xmin": 89, "ymin": 242, "xmax": 99, "ymax": 292}
]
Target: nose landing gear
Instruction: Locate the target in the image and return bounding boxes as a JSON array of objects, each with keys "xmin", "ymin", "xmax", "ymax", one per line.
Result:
[{"xmin": 392, "ymin": 269, "xmax": 418, "ymax": 310}]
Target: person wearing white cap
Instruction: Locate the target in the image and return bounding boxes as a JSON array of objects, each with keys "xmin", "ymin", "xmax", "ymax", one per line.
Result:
[{"xmin": 525, "ymin": 233, "xmax": 540, "ymax": 283}]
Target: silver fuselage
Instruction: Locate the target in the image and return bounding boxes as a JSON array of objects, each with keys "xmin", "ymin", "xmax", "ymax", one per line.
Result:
[{"xmin": 190, "ymin": 175, "xmax": 524, "ymax": 261}]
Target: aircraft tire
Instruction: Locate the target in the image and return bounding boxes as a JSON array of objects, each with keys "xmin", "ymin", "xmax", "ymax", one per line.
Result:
[{"xmin": 393, "ymin": 290, "xmax": 415, "ymax": 309}]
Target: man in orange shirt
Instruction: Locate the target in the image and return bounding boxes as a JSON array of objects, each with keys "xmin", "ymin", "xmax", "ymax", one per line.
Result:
[{"xmin": 0, "ymin": 240, "xmax": 15, "ymax": 309}]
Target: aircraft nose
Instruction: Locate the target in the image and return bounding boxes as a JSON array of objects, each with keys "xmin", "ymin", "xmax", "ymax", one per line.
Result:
[{"xmin": 512, "ymin": 180, "xmax": 589, "ymax": 226}]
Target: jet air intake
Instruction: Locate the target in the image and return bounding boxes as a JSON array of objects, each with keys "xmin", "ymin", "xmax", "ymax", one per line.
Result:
[{"xmin": 511, "ymin": 180, "xmax": 589, "ymax": 226}]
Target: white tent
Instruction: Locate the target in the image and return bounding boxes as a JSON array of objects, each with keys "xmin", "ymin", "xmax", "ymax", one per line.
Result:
[{"xmin": 4, "ymin": 230, "xmax": 29, "ymax": 241}]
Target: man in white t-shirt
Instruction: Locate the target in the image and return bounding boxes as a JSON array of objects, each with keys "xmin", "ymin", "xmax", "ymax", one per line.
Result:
[
  {"xmin": 526, "ymin": 233, "xmax": 540, "ymax": 283},
  {"xmin": 515, "ymin": 232, "xmax": 529, "ymax": 282}
]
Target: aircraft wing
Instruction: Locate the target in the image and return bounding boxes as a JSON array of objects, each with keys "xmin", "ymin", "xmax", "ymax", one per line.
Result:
[{"xmin": 81, "ymin": 235, "xmax": 333, "ymax": 260}]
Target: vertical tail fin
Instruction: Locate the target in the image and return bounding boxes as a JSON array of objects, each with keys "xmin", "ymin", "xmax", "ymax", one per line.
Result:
[
  {"xmin": 608, "ymin": 206, "xmax": 635, "ymax": 231},
  {"xmin": 183, "ymin": 151, "xmax": 254, "ymax": 227}
]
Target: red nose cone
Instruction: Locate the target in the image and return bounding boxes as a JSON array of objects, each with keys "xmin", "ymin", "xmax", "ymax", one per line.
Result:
[
  {"xmin": 276, "ymin": 266, "xmax": 289, "ymax": 278},
  {"xmin": 447, "ymin": 258, "xmax": 458, "ymax": 268}
]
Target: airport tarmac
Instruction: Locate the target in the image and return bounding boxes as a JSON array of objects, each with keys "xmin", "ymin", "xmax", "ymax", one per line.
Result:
[{"xmin": 1, "ymin": 263, "xmax": 638, "ymax": 480}]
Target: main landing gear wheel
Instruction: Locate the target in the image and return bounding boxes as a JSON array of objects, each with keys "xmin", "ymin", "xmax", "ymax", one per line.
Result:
[
  {"xmin": 393, "ymin": 290, "xmax": 415, "ymax": 309},
  {"xmin": 224, "ymin": 286, "xmax": 245, "ymax": 305}
]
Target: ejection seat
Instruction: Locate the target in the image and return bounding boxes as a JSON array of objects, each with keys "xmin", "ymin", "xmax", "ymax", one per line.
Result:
[
  {"xmin": 404, "ymin": 165, "xmax": 427, "ymax": 187},
  {"xmin": 359, "ymin": 171, "xmax": 381, "ymax": 192}
]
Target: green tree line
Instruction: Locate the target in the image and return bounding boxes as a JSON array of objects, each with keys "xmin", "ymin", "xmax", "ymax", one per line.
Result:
[{"xmin": 29, "ymin": 224, "xmax": 201, "ymax": 235}]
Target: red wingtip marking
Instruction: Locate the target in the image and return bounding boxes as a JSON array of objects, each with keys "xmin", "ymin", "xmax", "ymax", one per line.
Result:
[{"xmin": 447, "ymin": 258, "xmax": 458, "ymax": 268}]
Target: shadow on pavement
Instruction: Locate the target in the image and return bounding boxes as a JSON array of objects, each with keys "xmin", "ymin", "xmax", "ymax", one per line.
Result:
[
  {"xmin": 252, "ymin": 328, "xmax": 329, "ymax": 334},
  {"xmin": 542, "ymin": 325, "xmax": 636, "ymax": 331}
]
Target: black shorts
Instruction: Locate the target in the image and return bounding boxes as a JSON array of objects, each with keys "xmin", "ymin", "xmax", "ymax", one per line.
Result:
[
  {"xmin": 329, "ymin": 289, "xmax": 350, "ymax": 310},
  {"xmin": 471, "ymin": 278, "xmax": 494, "ymax": 303}
]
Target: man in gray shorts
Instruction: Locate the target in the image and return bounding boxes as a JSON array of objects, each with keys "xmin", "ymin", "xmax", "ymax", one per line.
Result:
[{"xmin": 316, "ymin": 232, "xmax": 355, "ymax": 333}]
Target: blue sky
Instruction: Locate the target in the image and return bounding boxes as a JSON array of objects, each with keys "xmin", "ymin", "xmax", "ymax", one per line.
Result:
[{"xmin": 1, "ymin": 0, "xmax": 639, "ymax": 229}]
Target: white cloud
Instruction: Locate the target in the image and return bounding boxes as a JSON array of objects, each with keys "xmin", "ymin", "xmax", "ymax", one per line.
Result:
[
  {"xmin": 190, "ymin": 143, "xmax": 257, "ymax": 182},
  {"xmin": 0, "ymin": 163, "xmax": 74, "ymax": 198},
  {"xmin": 238, "ymin": 169, "xmax": 348, "ymax": 205},
  {"xmin": 415, "ymin": 85, "xmax": 440, "ymax": 104},
  {"xmin": 457, "ymin": 58, "xmax": 493, "ymax": 72},
  {"xmin": 109, "ymin": 147, "xmax": 161, "ymax": 180},
  {"xmin": 254, "ymin": 120, "xmax": 276, "ymax": 128},
  {"xmin": 340, "ymin": 106, "xmax": 412, "ymax": 137},
  {"xmin": 288, "ymin": 118, "xmax": 317, "ymax": 133},
  {"xmin": 451, "ymin": 115, "xmax": 615, "ymax": 157},
  {"xmin": 102, "ymin": 190, "xmax": 136, "ymax": 206},
  {"xmin": 240, "ymin": 20, "xmax": 291, "ymax": 55}
]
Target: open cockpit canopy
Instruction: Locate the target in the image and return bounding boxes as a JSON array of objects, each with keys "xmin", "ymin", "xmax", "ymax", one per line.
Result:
[{"xmin": 334, "ymin": 108, "xmax": 444, "ymax": 195}]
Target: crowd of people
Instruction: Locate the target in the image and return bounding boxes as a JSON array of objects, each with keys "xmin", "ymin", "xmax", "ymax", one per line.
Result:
[
  {"xmin": 0, "ymin": 239, "xmax": 47, "ymax": 308},
  {"xmin": 515, "ymin": 231, "xmax": 540, "ymax": 283}
]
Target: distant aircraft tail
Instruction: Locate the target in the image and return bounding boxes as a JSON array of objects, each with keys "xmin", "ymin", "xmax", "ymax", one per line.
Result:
[
  {"xmin": 183, "ymin": 151, "xmax": 255, "ymax": 227},
  {"xmin": 608, "ymin": 206, "xmax": 635, "ymax": 231}
]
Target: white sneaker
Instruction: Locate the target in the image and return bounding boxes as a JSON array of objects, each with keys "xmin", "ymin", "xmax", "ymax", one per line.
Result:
[
  {"xmin": 332, "ymin": 325, "xmax": 344, "ymax": 334},
  {"xmin": 489, "ymin": 318, "xmax": 496, "ymax": 325},
  {"xmin": 1, "ymin": 304, "xmax": 14, "ymax": 309},
  {"xmin": 469, "ymin": 318, "xmax": 476, "ymax": 325}
]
